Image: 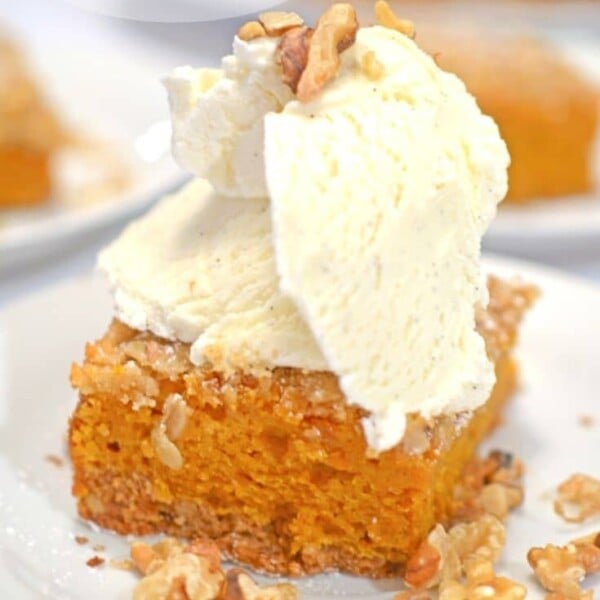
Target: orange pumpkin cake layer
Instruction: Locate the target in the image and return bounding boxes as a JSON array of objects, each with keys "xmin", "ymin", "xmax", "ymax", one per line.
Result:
[{"xmin": 69, "ymin": 277, "xmax": 535, "ymax": 577}]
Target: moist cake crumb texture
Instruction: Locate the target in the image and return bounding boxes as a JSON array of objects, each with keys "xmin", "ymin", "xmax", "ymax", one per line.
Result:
[{"xmin": 69, "ymin": 277, "xmax": 536, "ymax": 577}]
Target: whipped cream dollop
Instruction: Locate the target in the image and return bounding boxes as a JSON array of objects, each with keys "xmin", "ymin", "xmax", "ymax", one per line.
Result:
[{"xmin": 101, "ymin": 25, "xmax": 509, "ymax": 451}]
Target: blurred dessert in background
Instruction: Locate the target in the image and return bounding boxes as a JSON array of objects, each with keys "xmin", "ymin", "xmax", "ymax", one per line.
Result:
[
  {"xmin": 0, "ymin": 34, "xmax": 65, "ymax": 207},
  {"xmin": 0, "ymin": 31, "xmax": 131, "ymax": 213},
  {"xmin": 419, "ymin": 29, "xmax": 599, "ymax": 203}
]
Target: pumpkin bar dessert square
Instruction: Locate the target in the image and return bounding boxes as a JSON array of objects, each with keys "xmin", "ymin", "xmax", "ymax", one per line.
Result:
[{"xmin": 69, "ymin": 2, "xmax": 537, "ymax": 580}]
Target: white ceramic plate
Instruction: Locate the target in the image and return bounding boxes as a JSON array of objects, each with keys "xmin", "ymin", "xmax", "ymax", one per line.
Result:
[
  {"xmin": 0, "ymin": 254, "xmax": 599, "ymax": 599},
  {"xmin": 0, "ymin": 42, "xmax": 186, "ymax": 271},
  {"xmin": 484, "ymin": 40, "xmax": 600, "ymax": 258}
]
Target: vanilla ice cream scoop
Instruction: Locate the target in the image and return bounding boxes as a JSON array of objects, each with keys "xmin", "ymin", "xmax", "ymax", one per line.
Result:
[
  {"xmin": 104, "ymin": 23, "xmax": 509, "ymax": 451},
  {"xmin": 166, "ymin": 38, "xmax": 293, "ymax": 198},
  {"xmin": 265, "ymin": 27, "xmax": 507, "ymax": 449}
]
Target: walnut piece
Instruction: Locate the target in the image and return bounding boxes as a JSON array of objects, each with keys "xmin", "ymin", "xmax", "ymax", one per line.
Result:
[
  {"xmin": 132, "ymin": 538, "xmax": 224, "ymax": 600},
  {"xmin": 151, "ymin": 394, "xmax": 191, "ymax": 469},
  {"xmin": 448, "ymin": 514, "xmax": 506, "ymax": 567},
  {"xmin": 258, "ymin": 12, "xmax": 303, "ymax": 36},
  {"xmin": 132, "ymin": 553, "xmax": 223, "ymax": 600},
  {"xmin": 554, "ymin": 473, "xmax": 600, "ymax": 523},
  {"xmin": 394, "ymin": 591, "xmax": 433, "ymax": 600},
  {"xmin": 405, "ymin": 516, "xmax": 506, "ymax": 590},
  {"xmin": 130, "ymin": 537, "xmax": 298, "ymax": 600},
  {"xmin": 404, "ymin": 450, "xmax": 526, "ymax": 594},
  {"xmin": 546, "ymin": 593, "xmax": 594, "ymax": 600},
  {"xmin": 296, "ymin": 3, "xmax": 358, "ymax": 102},
  {"xmin": 453, "ymin": 450, "xmax": 524, "ymax": 522},
  {"xmin": 439, "ymin": 571, "xmax": 527, "ymax": 600},
  {"xmin": 151, "ymin": 423, "xmax": 183, "ymax": 470},
  {"xmin": 360, "ymin": 50, "xmax": 385, "ymax": 81},
  {"xmin": 84, "ymin": 493, "xmax": 104, "ymax": 516},
  {"xmin": 278, "ymin": 26, "xmax": 314, "ymax": 92},
  {"xmin": 374, "ymin": 0, "xmax": 415, "ymax": 39},
  {"xmin": 131, "ymin": 541, "xmax": 168, "ymax": 575},
  {"xmin": 404, "ymin": 540, "xmax": 442, "ymax": 589},
  {"xmin": 164, "ymin": 393, "xmax": 191, "ymax": 441},
  {"xmin": 527, "ymin": 532, "xmax": 600, "ymax": 598},
  {"xmin": 110, "ymin": 558, "xmax": 135, "ymax": 571},
  {"xmin": 221, "ymin": 568, "xmax": 298, "ymax": 599},
  {"xmin": 479, "ymin": 482, "xmax": 523, "ymax": 521},
  {"xmin": 237, "ymin": 21, "xmax": 266, "ymax": 42},
  {"xmin": 405, "ymin": 524, "xmax": 461, "ymax": 589},
  {"xmin": 436, "ymin": 557, "xmax": 526, "ymax": 599}
]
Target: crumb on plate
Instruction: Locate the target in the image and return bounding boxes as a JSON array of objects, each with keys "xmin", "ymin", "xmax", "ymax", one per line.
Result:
[
  {"xmin": 86, "ymin": 555, "xmax": 105, "ymax": 568},
  {"xmin": 578, "ymin": 415, "xmax": 595, "ymax": 429},
  {"xmin": 45, "ymin": 454, "xmax": 64, "ymax": 467}
]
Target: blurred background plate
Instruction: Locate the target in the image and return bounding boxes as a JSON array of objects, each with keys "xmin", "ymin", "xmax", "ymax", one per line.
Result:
[
  {"xmin": 485, "ymin": 39, "xmax": 600, "ymax": 260},
  {"xmin": 0, "ymin": 25, "xmax": 187, "ymax": 273}
]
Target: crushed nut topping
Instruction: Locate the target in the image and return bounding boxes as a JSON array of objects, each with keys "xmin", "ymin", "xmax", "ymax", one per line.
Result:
[
  {"xmin": 479, "ymin": 482, "xmax": 523, "ymax": 521},
  {"xmin": 439, "ymin": 569, "xmax": 526, "ymax": 600},
  {"xmin": 405, "ymin": 515, "xmax": 506, "ymax": 590},
  {"xmin": 239, "ymin": 2, "xmax": 420, "ymax": 101},
  {"xmin": 436, "ymin": 556, "xmax": 526, "ymax": 599},
  {"xmin": 361, "ymin": 50, "xmax": 385, "ymax": 81},
  {"xmin": 130, "ymin": 537, "xmax": 298, "ymax": 599},
  {"xmin": 163, "ymin": 393, "xmax": 192, "ymax": 441},
  {"xmin": 449, "ymin": 514, "xmax": 506, "ymax": 569},
  {"xmin": 374, "ymin": 0, "xmax": 415, "ymax": 39},
  {"xmin": 554, "ymin": 473, "xmax": 600, "ymax": 524},
  {"xmin": 296, "ymin": 3, "xmax": 358, "ymax": 102},
  {"xmin": 546, "ymin": 593, "xmax": 594, "ymax": 600},
  {"xmin": 110, "ymin": 558, "xmax": 135, "ymax": 571},
  {"xmin": 404, "ymin": 451, "xmax": 526, "ymax": 593},
  {"xmin": 394, "ymin": 591, "xmax": 434, "ymax": 600},
  {"xmin": 405, "ymin": 524, "xmax": 461, "ymax": 589},
  {"xmin": 151, "ymin": 423, "xmax": 183, "ymax": 470},
  {"xmin": 221, "ymin": 568, "xmax": 297, "ymax": 599},
  {"xmin": 84, "ymin": 493, "xmax": 105, "ymax": 516},
  {"xmin": 527, "ymin": 532, "xmax": 600, "ymax": 598},
  {"xmin": 132, "ymin": 538, "xmax": 223, "ymax": 600},
  {"xmin": 404, "ymin": 539, "xmax": 443, "ymax": 589},
  {"xmin": 278, "ymin": 26, "xmax": 314, "ymax": 92},
  {"xmin": 453, "ymin": 450, "xmax": 524, "ymax": 523},
  {"xmin": 259, "ymin": 12, "xmax": 304, "ymax": 36},
  {"xmin": 150, "ymin": 394, "xmax": 191, "ymax": 470},
  {"xmin": 131, "ymin": 541, "xmax": 167, "ymax": 575},
  {"xmin": 237, "ymin": 21, "xmax": 267, "ymax": 42},
  {"xmin": 133, "ymin": 552, "xmax": 222, "ymax": 600}
]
